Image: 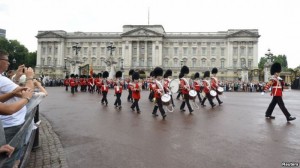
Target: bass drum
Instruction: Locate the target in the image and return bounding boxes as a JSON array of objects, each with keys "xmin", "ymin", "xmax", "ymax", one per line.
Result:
[
  {"xmin": 161, "ymin": 94, "xmax": 171, "ymax": 106},
  {"xmin": 189, "ymin": 90, "xmax": 197, "ymax": 100},
  {"xmin": 209, "ymin": 90, "xmax": 217, "ymax": 98},
  {"xmin": 169, "ymin": 79, "xmax": 180, "ymax": 94},
  {"xmin": 217, "ymin": 87, "xmax": 224, "ymax": 95}
]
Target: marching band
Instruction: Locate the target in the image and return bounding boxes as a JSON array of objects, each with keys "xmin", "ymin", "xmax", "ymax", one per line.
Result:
[{"xmin": 62, "ymin": 65, "xmax": 228, "ymax": 119}]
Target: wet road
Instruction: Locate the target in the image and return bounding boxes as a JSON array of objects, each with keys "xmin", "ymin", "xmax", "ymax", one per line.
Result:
[{"xmin": 40, "ymin": 87, "xmax": 300, "ymax": 168}]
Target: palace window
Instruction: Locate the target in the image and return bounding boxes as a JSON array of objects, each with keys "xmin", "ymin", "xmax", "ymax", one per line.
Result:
[
  {"xmin": 174, "ymin": 58, "xmax": 179, "ymax": 67},
  {"xmin": 248, "ymin": 47, "xmax": 253, "ymax": 56},
  {"xmin": 192, "ymin": 58, "xmax": 197, "ymax": 67},
  {"xmin": 147, "ymin": 58, "xmax": 152, "ymax": 67},
  {"xmin": 42, "ymin": 47, "xmax": 46, "ymax": 55},
  {"xmin": 101, "ymin": 47, "xmax": 105, "ymax": 55},
  {"xmin": 92, "ymin": 47, "xmax": 96, "ymax": 55},
  {"xmin": 221, "ymin": 48, "xmax": 225, "ymax": 56},
  {"xmin": 54, "ymin": 47, "xmax": 58, "ymax": 55},
  {"xmin": 201, "ymin": 47, "xmax": 206, "ymax": 56},
  {"xmin": 221, "ymin": 59, "xmax": 225, "ymax": 68},
  {"xmin": 163, "ymin": 47, "xmax": 169, "ymax": 56},
  {"xmin": 119, "ymin": 48, "xmax": 122, "ymax": 55},
  {"xmin": 233, "ymin": 60, "xmax": 237, "ymax": 68},
  {"xmin": 183, "ymin": 47, "xmax": 188, "ymax": 56},
  {"xmin": 240, "ymin": 47, "xmax": 245, "ymax": 56},
  {"xmin": 48, "ymin": 47, "xmax": 52, "ymax": 55},
  {"xmin": 174, "ymin": 47, "xmax": 178, "ymax": 56},
  {"xmin": 83, "ymin": 47, "xmax": 88, "ymax": 55},
  {"xmin": 248, "ymin": 60, "xmax": 252, "ymax": 68},
  {"xmin": 201, "ymin": 58, "xmax": 206, "ymax": 67},
  {"xmin": 211, "ymin": 58, "xmax": 216, "ymax": 67},
  {"xmin": 192, "ymin": 47, "xmax": 197, "ymax": 56},
  {"xmin": 233, "ymin": 47, "xmax": 238, "ymax": 56},
  {"xmin": 211, "ymin": 47, "xmax": 216, "ymax": 56}
]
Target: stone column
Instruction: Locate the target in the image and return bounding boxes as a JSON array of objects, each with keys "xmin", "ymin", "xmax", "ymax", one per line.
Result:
[
  {"xmin": 144, "ymin": 41, "xmax": 147, "ymax": 68},
  {"xmin": 136, "ymin": 41, "xmax": 139, "ymax": 67},
  {"xmin": 37, "ymin": 42, "xmax": 42, "ymax": 67}
]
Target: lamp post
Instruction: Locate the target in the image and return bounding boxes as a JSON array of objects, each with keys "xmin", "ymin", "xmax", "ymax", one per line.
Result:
[
  {"xmin": 64, "ymin": 58, "xmax": 67, "ymax": 76},
  {"xmin": 180, "ymin": 60, "xmax": 183, "ymax": 67},
  {"xmin": 71, "ymin": 43, "xmax": 82, "ymax": 75},
  {"xmin": 12, "ymin": 58, "xmax": 16, "ymax": 70},
  {"xmin": 264, "ymin": 49, "xmax": 273, "ymax": 82},
  {"xmin": 106, "ymin": 42, "xmax": 117, "ymax": 79}
]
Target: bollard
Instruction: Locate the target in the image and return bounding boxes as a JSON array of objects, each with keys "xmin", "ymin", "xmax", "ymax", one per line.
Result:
[{"xmin": 32, "ymin": 105, "xmax": 40, "ymax": 149}]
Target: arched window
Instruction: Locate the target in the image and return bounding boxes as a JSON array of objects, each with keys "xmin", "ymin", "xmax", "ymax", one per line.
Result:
[
  {"xmin": 211, "ymin": 58, "xmax": 216, "ymax": 67},
  {"xmin": 201, "ymin": 58, "xmax": 206, "ymax": 67},
  {"xmin": 192, "ymin": 58, "xmax": 197, "ymax": 67}
]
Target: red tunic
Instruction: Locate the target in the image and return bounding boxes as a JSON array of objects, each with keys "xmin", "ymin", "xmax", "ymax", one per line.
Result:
[
  {"xmin": 193, "ymin": 80, "xmax": 201, "ymax": 92},
  {"xmin": 64, "ymin": 79, "xmax": 69, "ymax": 86},
  {"xmin": 114, "ymin": 80, "xmax": 123, "ymax": 94},
  {"xmin": 211, "ymin": 77, "xmax": 218, "ymax": 90},
  {"xmin": 264, "ymin": 76, "xmax": 283, "ymax": 96},
  {"xmin": 69, "ymin": 78, "xmax": 76, "ymax": 87},
  {"xmin": 202, "ymin": 80, "xmax": 210, "ymax": 94},
  {"xmin": 101, "ymin": 79, "xmax": 109, "ymax": 92},
  {"xmin": 180, "ymin": 78, "xmax": 190, "ymax": 95},
  {"xmin": 131, "ymin": 83, "xmax": 141, "ymax": 100}
]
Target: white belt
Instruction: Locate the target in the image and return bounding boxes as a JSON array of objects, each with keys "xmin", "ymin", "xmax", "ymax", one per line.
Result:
[{"xmin": 272, "ymin": 86, "xmax": 282, "ymax": 88}]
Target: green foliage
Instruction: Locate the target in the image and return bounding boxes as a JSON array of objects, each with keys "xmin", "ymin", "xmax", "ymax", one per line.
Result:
[
  {"xmin": 258, "ymin": 54, "xmax": 288, "ymax": 70},
  {"xmin": 0, "ymin": 37, "xmax": 36, "ymax": 69}
]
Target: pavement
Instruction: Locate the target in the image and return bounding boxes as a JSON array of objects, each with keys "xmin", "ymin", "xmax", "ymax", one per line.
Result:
[
  {"xmin": 28, "ymin": 87, "xmax": 300, "ymax": 168},
  {"xmin": 27, "ymin": 115, "xmax": 68, "ymax": 168}
]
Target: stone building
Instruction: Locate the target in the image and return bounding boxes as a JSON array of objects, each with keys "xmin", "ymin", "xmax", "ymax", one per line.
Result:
[{"xmin": 35, "ymin": 25, "xmax": 260, "ymax": 81}]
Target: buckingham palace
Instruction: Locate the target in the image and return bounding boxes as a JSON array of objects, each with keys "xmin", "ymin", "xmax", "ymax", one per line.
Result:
[{"xmin": 35, "ymin": 25, "xmax": 260, "ymax": 81}]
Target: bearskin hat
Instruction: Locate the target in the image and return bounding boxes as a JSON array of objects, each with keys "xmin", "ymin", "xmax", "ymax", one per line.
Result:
[
  {"xmin": 270, "ymin": 62, "xmax": 282, "ymax": 75},
  {"xmin": 93, "ymin": 73, "xmax": 96, "ymax": 78},
  {"xmin": 164, "ymin": 69, "xmax": 172, "ymax": 78},
  {"xmin": 103, "ymin": 71, "xmax": 109, "ymax": 78},
  {"xmin": 179, "ymin": 72, "xmax": 184, "ymax": 78},
  {"xmin": 203, "ymin": 71, "xmax": 210, "ymax": 78},
  {"xmin": 194, "ymin": 72, "xmax": 200, "ymax": 79},
  {"xmin": 132, "ymin": 72, "xmax": 140, "ymax": 80},
  {"xmin": 153, "ymin": 67, "xmax": 163, "ymax": 77},
  {"xmin": 129, "ymin": 69, "xmax": 134, "ymax": 76},
  {"xmin": 116, "ymin": 71, "xmax": 122, "ymax": 78},
  {"xmin": 70, "ymin": 74, "xmax": 75, "ymax": 78},
  {"xmin": 180, "ymin": 65, "xmax": 189, "ymax": 74},
  {"xmin": 98, "ymin": 73, "xmax": 102, "ymax": 78},
  {"xmin": 65, "ymin": 75, "xmax": 69, "ymax": 79},
  {"xmin": 211, "ymin": 67, "xmax": 218, "ymax": 74},
  {"xmin": 75, "ymin": 74, "xmax": 79, "ymax": 78}
]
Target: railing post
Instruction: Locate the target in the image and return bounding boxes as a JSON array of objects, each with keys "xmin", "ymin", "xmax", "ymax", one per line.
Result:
[{"xmin": 32, "ymin": 105, "xmax": 40, "ymax": 149}]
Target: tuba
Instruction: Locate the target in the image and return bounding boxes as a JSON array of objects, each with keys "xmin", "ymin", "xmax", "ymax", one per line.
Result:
[{"xmin": 156, "ymin": 79, "xmax": 174, "ymax": 112}]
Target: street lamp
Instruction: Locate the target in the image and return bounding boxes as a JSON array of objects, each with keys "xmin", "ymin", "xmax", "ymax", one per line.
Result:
[
  {"xmin": 180, "ymin": 59, "xmax": 183, "ymax": 67},
  {"xmin": 120, "ymin": 58, "xmax": 124, "ymax": 71},
  {"xmin": 265, "ymin": 48, "xmax": 273, "ymax": 63},
  {"xmin": 12, "ymin": 58, "xmax": 16, "ymax": 70}
]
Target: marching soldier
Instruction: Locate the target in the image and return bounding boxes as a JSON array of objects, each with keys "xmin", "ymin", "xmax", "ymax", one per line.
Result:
[
  {"xmin": 101, "ymin": 71, "xmax": 110, "ymax": 106},
  {"xmin": 211, "ymin": 68, "xmax": 223, "ymax": 105},
  {"xmin": 201, "ymin": 71, "xmax": 216, "ymax": 108},
  {"xmin": 96, "ymin": 73, "xmax": 102, "ymax": 94},
  {"xmin": 179, "ymin": 66, "xmax": 193, "ymax": 113},
  {"xmin": 193, "ymin": 72, "xmax": 202, "ymax": 103},
  {"xmin": 148, "ymin": 71, "xmax": 155, "ymax": 102},
  {"xmin": 114, "ymin": 71, "xmax": 123, "ymax": 109},
  {"xmin": 64, "ymin": 75, "xmax": 70, "ymax": 91},
  {"xmin": 69, "ymin": 74, "xmax": 76, "ymax": 95},
  {"xmin": 263, "ymin": 62, "xmax": 296, "ymax": 122},
  {"xmin": 152, "ymin": 67, "xmax": 167, "ymax": 119},
  {"xmin": 127, "ymin": 69, "xmax": 134, "ymax": 103},
  {"xmin": 164, "ymin": 69, "xmax": 175, "ymax": 107},
  {"xmin": 130, "ymin": 71, "xmax": 141, "ymax": 113},
  {"xmin": 176, "ymin": 73, "xmax": 184, "ymax": 100}
]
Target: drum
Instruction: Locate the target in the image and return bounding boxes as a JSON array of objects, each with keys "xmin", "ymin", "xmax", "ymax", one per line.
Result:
[
  {"xmin": 169, "ymin": 79, "xmax": 180, "ymax": 94},
  {"xmin": 161, "ymin": 94, "xmax": 171, "ymax": 106},
  {"xmin": 209, "ymin": 90, "xmax": 217, "ymax": 98},
  {"xmin": 189, "ymin": 90, "xmax": 197, "ymax": 100},
  {"xmin": 217, "ymin": 87, "xmax": 224, "ymax": 95}
]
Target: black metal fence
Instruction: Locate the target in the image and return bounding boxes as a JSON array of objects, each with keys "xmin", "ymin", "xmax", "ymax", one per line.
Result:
[{"xmin": 0, "ymin": 103, "xmax": 41, "ymax": 167}]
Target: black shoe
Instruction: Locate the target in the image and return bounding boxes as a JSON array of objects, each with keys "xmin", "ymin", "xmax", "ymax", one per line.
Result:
[
  {"xmin": 219, "ymin": 101, "xmax": 223, "ymax": 105},
  {"xmin": 265, "ymin": 115, "xmax": 275, "ymax": 119},
  {"xmin": 118, "ymin": 106, "xmax": 122, "ymax": 109},
  {"xmin": 162, "ymin": 115, "xmax": 167, "ymax": 120},
  {"xmin": 211, "ymin": 104, "xmax": 216, "ymax": 108},
  {"xmin": 106, "ymin": 103, "xmax": 108, "ymax": 106},
  {"xmin": 137, "ymin": 110, "xmax": 141, "ymax": 114},
  {"xmin": 201, "ymin": 104, "xmax": 206, "ymax": 107},
  {"xmin": 115, "ymin": 105, "xmax": 118, "ymax": 108},
  {"xmin": 152, "ymin": 113, "xmax": 158, "ymax": 117},
  {"xmin": 190, "ymin": 110, "xmax": 194, "ymax": 114},
  {"xmin": 101, "ymin": 102, "xmax": 104, "ymax": 105},
  {"xmin": 180, "ymin": 109, "xmax": 186, "ymax": 112},
  {"xmin": 287, "ymin": 116, "xmax": 296, "ymax": 121},
  {"xmin": 131, "ymin": 108, "xmax": 135, "ymax": 112}
]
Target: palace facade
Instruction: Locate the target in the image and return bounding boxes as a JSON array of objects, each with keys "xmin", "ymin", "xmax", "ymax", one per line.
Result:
[{"xmin": 35, "ymin": 25, "xmax": 260, "ymax": 81}]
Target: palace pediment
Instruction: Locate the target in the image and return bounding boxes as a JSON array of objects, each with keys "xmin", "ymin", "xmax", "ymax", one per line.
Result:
[
  {"xmin": 227, "ymin": 30, "xmax": 260, "ymax": 38},
  {"xmin": 36, "ymin": 31, "xmax": 65, "ymax": 38},
  {"xmin": 121, "ymin": 27, "xmax": 164, "ymax": 37}
]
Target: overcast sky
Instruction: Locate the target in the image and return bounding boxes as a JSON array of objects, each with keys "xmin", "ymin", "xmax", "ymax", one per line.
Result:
[{"xmin": 1, "ymin": 0, "xmax": 299, "ymax": 68}]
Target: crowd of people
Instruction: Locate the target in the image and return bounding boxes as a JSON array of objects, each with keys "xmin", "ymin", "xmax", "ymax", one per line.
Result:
[{"xmin": 0, "ymin": 50, "xmax": 48, "ymax": 168}]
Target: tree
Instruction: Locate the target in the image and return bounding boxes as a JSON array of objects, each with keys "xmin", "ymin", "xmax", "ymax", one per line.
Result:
[
  {"xmin": 0, "ymin": 37, "xmax": 36, "ymax": 69},
  {"xmin": 258, "ymin": 54, "xmax": 288, "ymax": 70}
]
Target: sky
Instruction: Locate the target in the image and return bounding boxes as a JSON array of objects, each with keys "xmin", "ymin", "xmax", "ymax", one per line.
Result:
[{"xmin": 1, "ymin": 0, "xmax": 300, "ymax": 68}]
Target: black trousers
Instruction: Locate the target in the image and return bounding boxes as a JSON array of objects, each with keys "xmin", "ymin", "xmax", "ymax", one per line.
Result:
[
  {"xmin": 176, "ymin": 92, "xmax": 181, "ymax": 99},
  {"xmin": 152, "ymin": 98, "xmax": 166, "ymax": 116},
  {"xmin": 71, "ymin": 86, "xmax": 75, "ymax": 94},
  {"xmin": 65, "ymin": 85, "xmax": 69, "ymax": 91},
  {"xmin": 201, "ymin": 95, "xmax": 214, "ymax": 106},
  {"xmin": 101, "ymin": 91, "xmax": 108, "ymax": 104},
  {"xmin": 127, "ymin": 90, "xmax": 133, "ymax": 102},
  {"xmin": 196, "ymin": 91, "xmax": 202, "ymax": 103},
  {"xmin": 180, "ymin": 94, "xmax": 193, "ymax": 112},
  {"xmin": 131, "ymin": 99, "xmax": 140, "ymax": 111},
  {"xmin": 265, "ymin": 96, "xmax": 291, "ymax": 119},
  {"xmin": 149, "ymin": 90, "xmax": 154, "ymax": 101},
  {"xmin": 114, "ymin": 93, "xmax": 122, "ymax": 106}
]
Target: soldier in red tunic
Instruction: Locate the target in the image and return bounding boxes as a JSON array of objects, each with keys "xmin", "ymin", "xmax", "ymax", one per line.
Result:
[
  {"xmin": 263, "ymin": 62, "xmax": 296, "ymax": 121},
  {"xmin": 152, "ymin": 67, "xmax": 167, "ymax": 119},
  {"xmin": 114, "ymin": 71, "xmax": 123, "ymax": 109},
  {"xmin": 148, "ymin": 71, "xmax": 155, "ymax": 102},
  {"xmin": 211, "ymin": 68, "xmax": 223, "ymax": 105},
  {"xmin": 201, "ymin": 71, "xmax": 216, "ymax": 108},
  {"xmin": 63, "ymin": 75, "xmax": 70, "ymax": 91},
  {"xmin": 163, "ymin": 69, "xmax": 174, "ymax": 107},
  {"xmin": 130, "ymin": 72, "xmax": 141, "ymax": 113},
  {"xmin": 101, "ymin": 71, "xmax": 110, "ymax": 106},
  {"xmin": 193, "ymin": 72, "xmax": 202, "ymax": 103},
  {"xmin": 127, "ymin": 69, "xmax": 134, "ymax": 103},
  {"xmin": 179, "ymin": 66, "xmax": 193, "ymax": 113},
  {"xmin": 69, "ymin": 74, "xmax": 76, "ymax": 95}
]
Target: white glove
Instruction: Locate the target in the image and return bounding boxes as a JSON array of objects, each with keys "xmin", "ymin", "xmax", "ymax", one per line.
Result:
[{"xmin": 261, "ymin": 92, "xmax": 265, "ymax": 95}]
